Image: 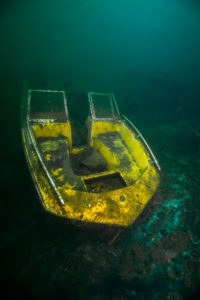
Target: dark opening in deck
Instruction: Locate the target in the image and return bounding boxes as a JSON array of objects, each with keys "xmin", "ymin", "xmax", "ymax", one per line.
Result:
[{"xmin": 84, "ymin": 172, "xmax": 126, "ymax": 193}]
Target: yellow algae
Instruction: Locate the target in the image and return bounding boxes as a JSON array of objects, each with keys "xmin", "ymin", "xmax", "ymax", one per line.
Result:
[
  {"xmin": 93, "ymin": 138, "xmax": 120, "ymax": 170},
  {"xmin": 51, "ymin": 168, "xmax": 63, "ymax": 176},
  {"xmin": 45, "ymin": 154, "xmax": 52, "ymax": 161},
  {"xmin": 32, "ymin": 122, "xmax": 72, "ymax": 149},
  {"xmin": 41, "ymin": 140, "xmax": 58, "ymax": 152},
  {"xmin": 57, "ymin": 175, "xmax": 64, "ymax": 182}
]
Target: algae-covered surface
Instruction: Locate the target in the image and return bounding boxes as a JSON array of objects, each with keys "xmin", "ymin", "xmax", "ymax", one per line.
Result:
[{"xmin": 1, "ymin": 0, "xmax": 200, "ymax": 299}]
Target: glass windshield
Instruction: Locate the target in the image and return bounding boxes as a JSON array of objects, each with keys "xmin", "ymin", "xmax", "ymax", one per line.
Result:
[
  {"xmin": 89, "ymin": 93, "xmax": 120, "ymax": 119},
  {"xmin": 29, "ymin": 90, "xmax": 68, "ymax": 121}
]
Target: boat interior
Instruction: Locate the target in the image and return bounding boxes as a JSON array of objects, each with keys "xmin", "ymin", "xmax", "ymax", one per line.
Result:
[{"xmin": 26, "ymin": 90, "xmax": 152, "ymax": 194}]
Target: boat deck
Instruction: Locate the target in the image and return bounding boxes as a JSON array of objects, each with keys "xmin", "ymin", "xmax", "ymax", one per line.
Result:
[
  {"xmin": 22, "ymin": 90, "xmax": 160, "ymax": 225},
  {"xmin": 34, "ymin": 128, "xmax": 142, "ymax": 193}
]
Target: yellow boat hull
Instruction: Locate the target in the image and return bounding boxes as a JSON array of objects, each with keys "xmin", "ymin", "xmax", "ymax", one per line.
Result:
[{"xmin": 22, "ymin": 90, "xmax": 160, "ymax": 226}]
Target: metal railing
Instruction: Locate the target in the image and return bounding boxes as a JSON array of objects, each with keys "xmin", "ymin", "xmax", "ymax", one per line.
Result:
[
  {"xmin": 122, "ymin": 115, "xmax": 161, "ymax": 171},
  {"xmin": 27, "ymin": 121, "xmax": 65, "ymax": 205}
]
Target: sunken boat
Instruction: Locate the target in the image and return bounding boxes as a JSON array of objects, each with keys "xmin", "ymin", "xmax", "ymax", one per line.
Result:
[{"xmin": 21, "ymin": 90, "xmax": 160, "ymax": 226}]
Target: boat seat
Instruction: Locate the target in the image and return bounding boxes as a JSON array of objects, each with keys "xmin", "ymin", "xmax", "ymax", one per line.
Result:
[
  {"xmin": 93, "ymin": 131, "xmax": 140, "ymax": 184},
  {"xmin": 36, "ymin": 136, "xmax": 84, "ymax": 190},
  {"xmin": 97, "ymin": 131, "xmax": 132, "ymax": 165}
]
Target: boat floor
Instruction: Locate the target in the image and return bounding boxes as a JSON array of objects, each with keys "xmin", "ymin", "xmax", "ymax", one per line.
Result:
[{"xmin": 35, "ymin": 130, "xmax": 139, "ymax": 192}]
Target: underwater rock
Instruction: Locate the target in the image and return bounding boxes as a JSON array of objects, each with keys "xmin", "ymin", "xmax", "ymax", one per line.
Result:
[{"xmin": 81, "ymin": 149, "xmax": 107, "ymax": 171}]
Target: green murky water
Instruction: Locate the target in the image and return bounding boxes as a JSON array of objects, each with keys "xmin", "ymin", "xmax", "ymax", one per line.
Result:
[{"xmin": 1, "ymin": 1, "xmax": 200, "ymax": 299}]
